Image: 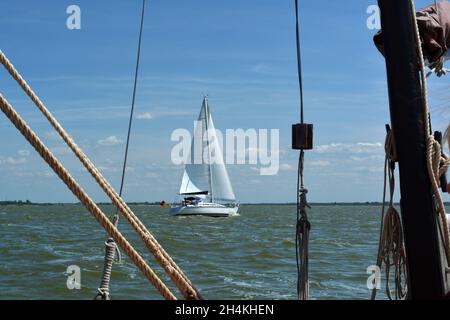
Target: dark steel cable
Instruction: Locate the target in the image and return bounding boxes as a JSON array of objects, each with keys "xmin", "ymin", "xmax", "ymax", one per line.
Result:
[
  {"xmin": 95, "ymin": 0, "xmax": 147, "ymax": 300},
  {"xmin": 294, "ymin": 0, "xmax": 310, "ymax": 300},
  {"xmin": 118, "ymin": 0, "xmax": 147, "ymax": 202},
  {"xmin": 295, "ymin": 0, "xmax": 305, "ymax": 124}
]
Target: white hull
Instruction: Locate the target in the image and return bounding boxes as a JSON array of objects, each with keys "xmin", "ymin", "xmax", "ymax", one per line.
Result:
[{"xmin": 169, "ymin": 204, "xmax": 239, "ymax": 217}]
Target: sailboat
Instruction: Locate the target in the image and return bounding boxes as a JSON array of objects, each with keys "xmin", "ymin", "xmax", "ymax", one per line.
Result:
[{"xmin": 170, "ymin": 97, "xmax": 239, "ymax": 217}]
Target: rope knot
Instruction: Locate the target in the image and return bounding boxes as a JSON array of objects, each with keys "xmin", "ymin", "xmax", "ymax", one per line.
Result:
[
  {"xmin": 385, "ymin": 129, "xmax": 397, "ymax": 163},
  {"xmin": 95, "ymin": 288, "xmax": 110, "ymax": 300},
  {"xmin": 297, "ymin": 217, "xmax": 311, "ymax": 234},
  {"xmin": 428, "ymin": 57, "xmax": 449, "ymax": 77}
]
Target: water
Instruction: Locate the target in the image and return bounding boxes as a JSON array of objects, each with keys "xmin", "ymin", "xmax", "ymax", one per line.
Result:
[{"xmin": 0, "ymin": 203, "xmax": 430, "ymax": 300}]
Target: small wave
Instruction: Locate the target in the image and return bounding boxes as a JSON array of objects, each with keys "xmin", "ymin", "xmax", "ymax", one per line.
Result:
[
  {"xmin": 4, "ymin": 223, "xmax": 45, "ymax": 231},
  {"xmin": 223, "ymin": 276, "xmax": 254, "ymax": 288},
  {"xmin": 282, "ymin": 238, "xmax": 295, "ymax": 246},
  {"xmin": 0, "ymin": 204, "xmax": 386, "ymax": 299}
]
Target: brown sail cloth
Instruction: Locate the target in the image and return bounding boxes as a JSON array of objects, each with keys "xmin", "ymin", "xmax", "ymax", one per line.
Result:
[{"xmin": 374, "ymin": 2, "xmax": 450, "ymax": 64}]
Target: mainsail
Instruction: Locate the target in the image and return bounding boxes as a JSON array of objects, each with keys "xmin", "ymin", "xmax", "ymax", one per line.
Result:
[{"xmin": 178, "ymin": 97, "xmax": 236, "ymax": 203}]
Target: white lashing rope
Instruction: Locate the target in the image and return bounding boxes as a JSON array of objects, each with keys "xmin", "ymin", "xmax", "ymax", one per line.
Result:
[
  {"xmin": 371, "ymin": 130, "xmax": 408, "ymax": 300},
  {"xmin": 409, "ymin": 0, "xmax": 450, "ymax": 263}
]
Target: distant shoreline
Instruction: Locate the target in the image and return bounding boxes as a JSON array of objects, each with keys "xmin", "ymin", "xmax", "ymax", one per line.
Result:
[{"xmin": 2, "ymin": 200, "xmax": 449, "ymax": 206}]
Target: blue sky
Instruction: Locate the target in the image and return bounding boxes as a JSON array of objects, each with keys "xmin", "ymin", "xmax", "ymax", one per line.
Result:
[{"xmin": 0, "ymin": 0, "xmax": 448, "ymax": 203}]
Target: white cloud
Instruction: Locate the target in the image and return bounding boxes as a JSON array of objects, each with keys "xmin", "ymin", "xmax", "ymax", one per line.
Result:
[
  {"xmin": 137, "ymin": 112, "xmax": 153, "ymax": 120},
  {"xmin": 36, "ymin": 171, "xmax": 55, "ymax": 178},
  {"xmin": 12, "ymin": 169, "xmax": 55, "ymax": 178},
  {"xmin": 145, "ymin": 172, "xmax": 159, "ymax": 179},
  {"xmin": 349, "ymin": 154, "xmax": 384, "ymax": 162},
  {"xmin": 279, "ymin": 163, "xmax": 295, "ymax": 171},
  {"xmin": 18, "ymin": 149, "xmax": 30, "ymax": 157},
  {"xmin": 309, "ymin": 160, "xmax": 331, "ymax": 167},
  {"xmin": 98, "ymin": 166, "xmax": 118, "ymax": 173},
  {"xmin": 314, "ymin": 142, "xmax": 383, "ymax": 154},
  {"xmin": 97, "ymin": 165, "xmax": 134, "ymax": 173},
  {"xmin": 0, "ymin": 155, "xmax": 27, "ymax": 166},
  {"xmin": 4, "ymin": 157, "xmax": 27, "ymax": 165},
  {"xmin": 354, "ymin": 166, "xmax": 384, "ymax": 173},
  {"xmin": 241, "ymin": 147, "xmax": 280, "ymax": 160},
  {"xmin": 149, "ymin": 106, "xmax": 194, "ymax": 118},
  {"xmin": 97, "ymin": 136, "xmax": 123, "ymax": 146},
  {"xmin": 50, "ymin": 146, "xmax": 72, "ymax": 156},
  {"xmin": 46, "ymin": 131, "xmax": 60, "ymax": 141},
  {"xmin": 250, "ymin": 64, "xmax": 277, "ymax": 75}
]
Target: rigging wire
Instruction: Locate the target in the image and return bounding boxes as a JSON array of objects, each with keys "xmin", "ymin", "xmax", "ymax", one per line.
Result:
[
  {"xmin": 294, "ymin": 0, "xmax": 305, "ymax": 124},
  {"xmin": 118, "ymin": 0, "xmax": 147, "ymax": 202},
  {"xmin": 95, "ymin": 0, "xmax": 147, "ymax": 300},
  {"xmin": 294, "ymin": 0, "xmax": 311, "ymax": 300}
]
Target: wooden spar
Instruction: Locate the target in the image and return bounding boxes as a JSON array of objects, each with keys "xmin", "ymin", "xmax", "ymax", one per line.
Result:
[{"xmin": 377, "ymin": 0, "xmax": 445, "ymax": 299}]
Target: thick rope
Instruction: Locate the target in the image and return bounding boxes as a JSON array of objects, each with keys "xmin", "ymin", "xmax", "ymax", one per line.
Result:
[
  {"xmin": 0, "ymin": 50, "xmax": 201, "ymax": 300},
  {"xmin": 0, "ymin": 94, "xmax": 176, "ymax": 300},
  {"xmin": 296, "ymin": 150, "xmax": 310, "ymax": 300},
  {"xmin": 95, "ymin": 238, "xmax": 118, "ymax": 300},
  {"xmin": 410, "ymin": 0, "xmax": 450, "ymax": 263},
  {"xmin": 371, "ymin": 130, "xmax": 408, "ymax": 300}
]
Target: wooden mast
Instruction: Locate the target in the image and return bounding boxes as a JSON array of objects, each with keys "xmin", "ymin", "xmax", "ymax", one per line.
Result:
[{"xmin": 377, "ymin": 0, "xmax": 446, "ymax": 299}]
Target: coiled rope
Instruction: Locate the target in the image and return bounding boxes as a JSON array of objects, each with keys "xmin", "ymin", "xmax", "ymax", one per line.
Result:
[
  {"xmin": 0, "ymin": 50, "xmax": 201, "ymax": 300},
  {"xmin": 96, "ymin": 238, "xmax": 121, "ymax": 300},
  {"xmin": 0, "ymin": 94, "xmax": 176, "ymax": 300},
  {"xmin": 372, "ymin": 0, "xmax": 450, "ymax": 300},
  {"xmin": 409, "ymin": 0, "xmax": 450, "ymax": 263},
  {"xmin": 371, "ymin": 129, "xmax": 408, "ymax": 300},
  {"xmin": 95, "ymin": 0, "xmax": 146, "ymax": 300}
]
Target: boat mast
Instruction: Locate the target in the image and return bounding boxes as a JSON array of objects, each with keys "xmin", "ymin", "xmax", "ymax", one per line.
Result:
[
  {"xmin": 378, "ymin": 0, "xmax": 446, "ymax": 299},
  {"xmin": 203, "ymin": 97, "xmax": 214, "ymax": 202}
]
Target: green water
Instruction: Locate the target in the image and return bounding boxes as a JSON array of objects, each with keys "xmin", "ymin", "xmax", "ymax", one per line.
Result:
[{"xmin": 0, "ymin": 204, "xmax": 421, "ymax": 300}]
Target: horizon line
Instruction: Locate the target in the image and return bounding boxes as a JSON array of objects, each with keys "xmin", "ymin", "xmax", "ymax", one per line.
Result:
[{"xmin": 2, "ymin": 200, "xmax": 449, "ymax": 206}]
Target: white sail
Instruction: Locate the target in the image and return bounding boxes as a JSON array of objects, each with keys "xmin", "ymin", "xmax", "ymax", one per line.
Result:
[
  {"xmin": 207, "ymin": 112, "xmax": 236, "ymax": 203},
  {"xmin": 179, "ymin": 171, "xmax": 206, "ymax": 194},
  {"xmin": 178, "ymin": 98, "xmax": 210, "ymax": 196},
  {"xmin": 178, "ymin": 97, "xmax": 236, "ymax": 203}
]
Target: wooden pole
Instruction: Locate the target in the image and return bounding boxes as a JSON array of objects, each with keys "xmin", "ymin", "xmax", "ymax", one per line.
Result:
[{"xmin": 378, "ymin": 0, "xmax": 445, "ymax": 299}]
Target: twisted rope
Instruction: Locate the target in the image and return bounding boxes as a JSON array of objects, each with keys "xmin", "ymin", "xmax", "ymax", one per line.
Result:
[
  {"xmin": 409, "ymin": 0, "xmax": 450, "ymax": 263},
  {"xmin": 95, "ymin": 238, "xmax": 120, "ymax": 300},
  {"xmin": 96, "ymin": 0, "xmax": 146, "ymax": 300},
  {"xmin": 296, "ymin": 150, "xmax": 310, "ymax": 300},
  {"xmin": 95, "ymin": 212, "xmax": 121, "ymax": 300},
  {"xmin": 0, "ymin": 50, "xmax": 201, "ymax": 300},
  {"xmin": 0, "ymin": 94, "xmax": 176, "ymax": 300},
  {"xmin": 371, "ymin": 130, "xmax": 408, "ymax": 300},
  {"xmin": 293, "ymin": 0, "xmax": 311, "ymax": 300}
]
